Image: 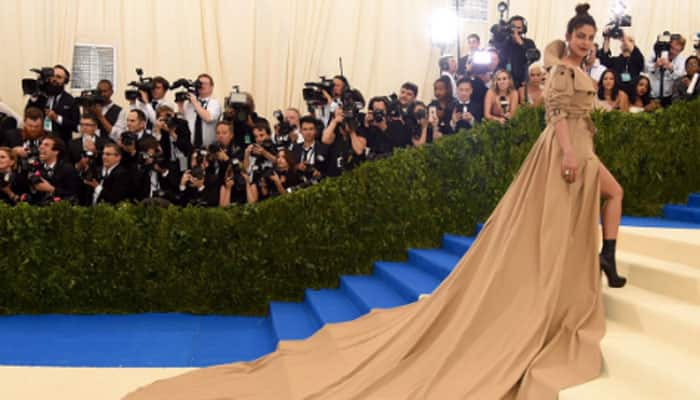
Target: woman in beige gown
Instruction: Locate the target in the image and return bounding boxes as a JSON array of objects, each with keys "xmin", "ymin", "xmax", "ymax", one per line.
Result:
[{"xmin": 125, "ymin": 5, "xmax": 627, "ymax": 400}]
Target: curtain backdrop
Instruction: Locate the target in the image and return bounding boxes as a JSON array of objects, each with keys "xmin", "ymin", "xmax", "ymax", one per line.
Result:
[{"xmin": 2, "ymin": 0, "xmax": 699, "ymax": 120}]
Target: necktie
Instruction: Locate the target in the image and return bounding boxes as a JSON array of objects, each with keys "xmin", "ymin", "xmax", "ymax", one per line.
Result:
[{"xmin": 194, "ymin": 100, "xmax": 207, "ymax": 148}]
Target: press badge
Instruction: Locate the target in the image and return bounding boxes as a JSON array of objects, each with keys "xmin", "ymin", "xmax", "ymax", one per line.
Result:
[
  {"xmin": 43, "ymin": 117, "xmax": 52, "ymax": 132},
  {"xmin": 620, "ymin": 72, "xmax": 632, "ymax": 82}
]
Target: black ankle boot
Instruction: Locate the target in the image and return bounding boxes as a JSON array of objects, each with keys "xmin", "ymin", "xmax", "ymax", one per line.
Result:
[{"xmin": 600, "ymin": 253, "xmax": 627, "ymax": 288}]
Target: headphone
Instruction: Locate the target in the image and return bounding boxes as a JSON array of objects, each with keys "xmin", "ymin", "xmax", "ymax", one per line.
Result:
[{"xmin": 508, "ymin": 15, "xmax": 528, "ymax": 35}]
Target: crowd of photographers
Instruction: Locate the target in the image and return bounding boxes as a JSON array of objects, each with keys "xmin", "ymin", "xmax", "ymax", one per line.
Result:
[{"xmin": 1, "ymin": 12, "xmax": 699, "ymax": 208}]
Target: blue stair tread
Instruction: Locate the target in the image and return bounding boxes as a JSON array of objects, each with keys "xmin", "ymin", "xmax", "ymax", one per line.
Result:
[
  {"xmin": 269, "ymin": 302, "xmax": 321, "ymax": 341},
  {"xmin": 688, "ymin": 193, "xmax": 700, "ymax": 208},
  {"xmin": 340, "ymin": 275, "xmax": 409, "ymax": 311},
  {"xmin": 663, "ymin": 205, "xmax": 700, "ymax": 224},
  {"xmin": 375, "ymin": 261, "xmax": 441, "ymax": 300},
  {"xmin": 442, "ymin": 234, "xmax": 475, "ymax": 256},
  {"xmin": 190, "ymin": 316, "xmax": 276, "ymax": 366},
  {"xmin": 476, "ymin": 223, "xmax": 485, "ymax": 235},
  {"xmin": 620, "ymin": 216, "xmax": 700, "ymax": 229},
  {"xmin": 305, "ymin": 289, "xmax": 363, "ymax": 324},
  {"xmin": 408, "ymin": 248, "xmax": 461, "ymax": 279}
]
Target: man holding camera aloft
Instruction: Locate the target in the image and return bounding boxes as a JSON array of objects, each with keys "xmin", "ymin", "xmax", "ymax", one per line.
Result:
[
  {"xmin": 84, "ymin": 79, "xmax": 122, "ymax": 139},
  {"xmin": 321, "ymin": 107, "xmax": 367, "ymax": 177},
  {"xmin": 646, "ymin": 35, "xmax": 687, "ymax": 107},
  {"xmin": 153, "ymin": 105, "xmax": 193, "ymax": 173},
  {"xmin": 497, "ymin": 16, "xmax": 537, "ymax": 89},
  {"xmin": 363, "ymin": 97, "xmax": 412, "ymax": 158},
  {"xmin": 178, "ymin": 74, "xmax": 221, "ymax": 149},
  {"xmin": 144, "ymin": 77, "xmax": 174, "ymax": 127},
  {"xmin": 25, "ymin": 65, "xmax": 80, "ymax": 145},
  {"xmin": 600, "ymin": 32, "xmax": 645, "ymax": 97}
]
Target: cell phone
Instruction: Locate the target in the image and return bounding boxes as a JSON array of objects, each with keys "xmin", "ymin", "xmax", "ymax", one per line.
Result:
[
  {"xmin": 428, "ymin": 106, "xmax": 437, "ymax": 120},
  {"xmin": 661, "ymin": 50, "xmax": 669, "ymax": 60}
]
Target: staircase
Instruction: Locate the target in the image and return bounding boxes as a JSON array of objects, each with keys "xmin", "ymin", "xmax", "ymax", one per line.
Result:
[{"xmin": 559, "ymin": 194, "xmax": 700, "ymax": 400}]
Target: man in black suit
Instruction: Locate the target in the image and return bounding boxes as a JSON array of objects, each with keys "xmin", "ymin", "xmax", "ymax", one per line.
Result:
[
  {"xmin": 1, "ymin": 107, "xmax": 45, "ymax": 151},
  {"xmin": 29, "ymin": 135, "xmax": 80, "ymax": 204},
  {"xmin": 133, "ymin": 136, "xmax": 181, "ymax": 202},
  {"xmin": 292, "ymin": 116, "xmax": 329, "ymax": 180},
  {"xmin": 450, "ymin": 78, "xmax": 484, "ymax": 132},
  {"xmin": 83, "ymin": 143, "xmax": 130, "ymax": 205},
  {"xmin": 26, "ymin": 65, "xmax": 80, "ymax": 145},
  {"xmin": 68, "ymin": 114, "xmax": 112, "ymax": 166}
]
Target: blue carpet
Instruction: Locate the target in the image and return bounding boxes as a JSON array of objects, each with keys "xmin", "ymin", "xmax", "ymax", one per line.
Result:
[{"xmin": 1, "ymin": 195, "xmax": 698, "ymax": 368}]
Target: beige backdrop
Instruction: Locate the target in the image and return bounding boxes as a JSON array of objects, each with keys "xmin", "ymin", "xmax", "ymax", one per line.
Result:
[{"xmin": 2, "ymin": 0, "xmax": 699, "ymax": 121}]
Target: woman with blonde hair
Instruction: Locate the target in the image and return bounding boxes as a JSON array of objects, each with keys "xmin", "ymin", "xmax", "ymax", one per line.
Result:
[
  {"xmin": 484, "ymin": 69, "xmax": 519, "ymax": 124},
  {"xmin": 519, "ymin": 64, "xmax": 545, "ymax": 106}
]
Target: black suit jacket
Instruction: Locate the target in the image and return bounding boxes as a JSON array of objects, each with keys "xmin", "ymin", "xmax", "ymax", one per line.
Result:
[
  {"xmin": 27, "ymin": 90, "xmax": 80, "ymax": 144},
  {"xmin": 95, "ymin": 163, "xmax": 131, "ymax": 205},
  {"xmin": 292, "ymin": 141, "xmax": 330, "ymax": 177},
  {"xmin": 68, "ymin": 136, "xmax": 112, "ymax": 166},
  {"xmin": 40, "ymin": 159, "xmax": 80, "ymax": 201}
]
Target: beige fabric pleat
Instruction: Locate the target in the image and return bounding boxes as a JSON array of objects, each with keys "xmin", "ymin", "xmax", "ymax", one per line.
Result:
[{"xmin": 123, "ymin": 41, "xmax": 605, "ymax": 400}]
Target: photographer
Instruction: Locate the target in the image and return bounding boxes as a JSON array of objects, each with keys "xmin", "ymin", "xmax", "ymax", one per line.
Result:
[
  {"xmin": 241, "ymin": 149, "xmax": 299, "ymax": 204},
  {"xmin": 321, "ymin": 106, "xmax": 367, "ymax": 177},
  {"xmin": 84, "ymin": 79, "xmax": 122, "ymax": 138},
  {"xmin": 145, "ymin": 76, "xmax": 174, "ymax": 126},
  {"xmin": 600, "ymin": 32, "xmax": 645, "ymax": 97},
  {"xmin": 25, "ymin": 65, "xmax": 80, "ymax": 145},
  {"xmin": 243, "ymin": 122, "xmax": 278, "ymax": 199},
  {"xmin": 672, "ymin": 56, "xmax": 700, "ymax": 102},
  {"xmin": 27, "ymin": 135, "xmax": 80, "ymax": 204},
  {"xmin": 110, "ymin": 87, "xmax": 152, "ymax": 140},
  {"xmin": 363, "ymin": 97, "xmax": 412, "ymax": 158},
  {"xmin": 409, "ymin": 102, "xmax": 431, "ymax": 146},
  {"xmin": 223, "ymin": 91, "xmax": 266, "ymax": 148},
  {"xmin": 68, "ymin": 114, "xmax": 111, "ymax": 166},
  {"xmin": 178, "ymin": 73, "xmax": 222, "ymax": 148},
  {"xmin": 439, "ymin": 55, "xmax": 458, "ymax": 98},
  {"xmin": 134, "ymin": 136, "xmax": 180, "ymax": 202},
  {"xmin": 646, "ymin": 34, "xmax": 687, "ymax": 107},
  {"xmin": 117, "ymin": 109, "xmax": 151, "ymax": 170},
  {"xmin": 0, "ymin": 147, "xmax": 29, "ymax": 205},
  {"xmin": 496, "ymin": 16, "xmax": 538, "ymax": 89},
  {"xmin": 82, "ymin": 143, "xmax": 130, "ymax": 205},
  {"xmin": 178, "ymin": 148, "xmax": 220, "ymax": 207},
  {"xmin": 272, "ymin": 108, "xmax": 303, "ymax": 147},
  {"xmin": 212, "ymin": 121, "xmax": 247, "ymax": 205},
  {"xmin": 458, "ymin": 33, "xmax": 482, "ymax": 78},
  {"xmin": 2, "ymin": 107, "xmax": 44, "ymax": 151},
  {"xmin": 451, "ymin": 79, "xmax": 482, "ymax": 133},
  {"xmin": 292, "ymin": 115, "xmax": 328, "ymax": 180},
  {"xmin": 153, "ymin": 105, "xmax": 193, "ymax": 172}
]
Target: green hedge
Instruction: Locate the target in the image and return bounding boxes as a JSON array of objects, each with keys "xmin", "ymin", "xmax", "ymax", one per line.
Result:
[{"xmin": 1, "ymin": 99, "xmax": 698, "ymax": 315}]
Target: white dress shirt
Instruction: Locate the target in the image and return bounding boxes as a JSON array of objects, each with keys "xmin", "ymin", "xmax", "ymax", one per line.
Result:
[
  {"xmin": 645, "ymin": 50, "xmax": 686, "ymax": 98},
  {"xmin": 183, "ymin": 97, "xmax": 221, "ymax": 148}
]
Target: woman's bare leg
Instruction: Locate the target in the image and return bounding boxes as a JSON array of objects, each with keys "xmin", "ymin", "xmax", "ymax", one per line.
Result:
[{"xmin": 598, "ymin": 162, "xmax": 626, "ymax": 287}]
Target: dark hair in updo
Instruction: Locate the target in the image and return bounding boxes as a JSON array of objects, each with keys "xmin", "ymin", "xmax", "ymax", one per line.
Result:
[{"xmin": 567, "ymin": 3, "xmax": 596, "ymax": 35}]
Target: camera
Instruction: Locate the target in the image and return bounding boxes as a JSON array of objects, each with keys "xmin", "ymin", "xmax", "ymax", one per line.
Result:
[
  {"xmin": 372, "ymin": 109, "xmax": 386, "ymax": 123},
  {"xmin": 385, "ymin": 93, "xmax": 403, "ymax": 120},
  {"xmin": 21, "ymin": 67, "xmax": 54, "ymax": 109},
  {"xmin": 302, "ymin": 76, "xmax": 334, "ymax": 108},
  {"xmin": 603, "ymin": 16, "xmax": 631, "ymax": 39},
  {"xmin": 331, "ymin": 88, "xmax": 365, "ymax": 131},
  {"xmin": 138, "ymin": 150, "xmax": 166, "ymax": 167},
  {"xmin": 525, "ymin": 48, "xmax": 541, "ymax": 65},
  {"xmin": 273, "ymin": 109, "xmax": 295, "ymax": 149},
  {"xmin": 224, "ymin": 86, "xmax": 251, "ymax": 123},
  {"xmin": 76, "ymin": 89, "xmax": 107, "ymax": 109},
  {"xmin": 653, "ymin": 31, "xmax": 681, "ymax": 60},
  {"xmin": 488, "ymin": 2, "xmax": 513, "ymax": 49},
  {"xmin": 171, "ymin": 78, "xmax": 202, "ymax": 103},
  {"xmin": 124, "ymin": 68, "xmax": 154, "ymax": 101},
  {"xmin": 121, "ymin": 131, "xmax": 137, "ymax": 147}
]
